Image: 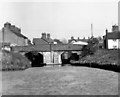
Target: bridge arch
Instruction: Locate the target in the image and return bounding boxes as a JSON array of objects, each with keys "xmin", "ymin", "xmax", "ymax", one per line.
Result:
[
  {"xmin": 61, "ymin": 51, "xmax": 72, "ymax": 66},
  {"xmin": 61, "ymin": 51, "xmax": 80, "ymax": 66},
  {"xmin": 25, "ymin": 51, "xmax": 45, "ymax": 67}
]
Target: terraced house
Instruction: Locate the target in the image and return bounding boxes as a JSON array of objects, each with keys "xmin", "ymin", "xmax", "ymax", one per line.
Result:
[
  {"xmin": 103, "ymin": 25, "xmax": 120, "ymax": 49},
  {"xmin": 0, "ymin": 22, "xmax": 31, "ymax": 49}
]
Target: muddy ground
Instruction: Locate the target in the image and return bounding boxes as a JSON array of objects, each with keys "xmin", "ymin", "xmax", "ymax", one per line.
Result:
[{"xmin": 1, "ymin": 66, "xmax": 119, "ymax": 95}]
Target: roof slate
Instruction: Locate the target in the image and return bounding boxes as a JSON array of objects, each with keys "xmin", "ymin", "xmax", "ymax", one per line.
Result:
[
  {"xmin": 33, "ymin": 38, "xmax": 48, "ymax": 45},
  {"xmin": 107, "ymin": 32, "xmax": 120, "ymax": 39},
  {"xmin": 4, "ymin": 27, "xmax": 28, "ymax": 39},
  {"xmin": 33, "ymin": 38, "xmax": 54, "ymax": 45},
  {"xmin": 11, "ymin": 30, "xmax": 28, "ymax": 39}
]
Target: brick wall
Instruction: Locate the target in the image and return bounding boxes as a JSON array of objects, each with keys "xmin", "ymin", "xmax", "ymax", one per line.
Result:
[{"xmin": 3, "ymin": 27, "xmax": 27, "ymax": 46}]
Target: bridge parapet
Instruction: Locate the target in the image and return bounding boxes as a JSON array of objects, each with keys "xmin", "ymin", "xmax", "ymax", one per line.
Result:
[
  {"xmin": 12, "ymin": 44, "xmax": 83, "ymax": 52},
  {"xmin": 52, "ymin": 44, "xmax": 83, "ymax": 51}
]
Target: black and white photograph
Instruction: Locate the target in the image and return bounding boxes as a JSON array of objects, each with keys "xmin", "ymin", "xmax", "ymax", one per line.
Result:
[{"xmin": 0, "ymin": 0, "xmax": 120, "ymax": 96}]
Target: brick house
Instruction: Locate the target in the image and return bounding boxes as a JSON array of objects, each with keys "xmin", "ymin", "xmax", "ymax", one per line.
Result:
[
  {"xmin": 33, "ymin": 33, "xmax": 62, "ymax": 65},
  {"xmin": 33, "ymin": 33, "xmax": 54, "ymax": 45},
  {"xmin": 68, "ymin": 36, "xmax": 77, "ymax": 44},
  {"xmin": 103, "ymin": 25, "xmax": 120, "ymax": 49},
  {"xmin": 68, "ymin": 36, "xmax": 88, "ymax": 44},
  {"xmin": 0, "ymin": 22, "xmax": 30, "ymax": 48}
]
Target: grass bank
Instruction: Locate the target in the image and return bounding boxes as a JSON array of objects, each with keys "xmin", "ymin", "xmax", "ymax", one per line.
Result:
[
  {"xmin": 0, "ymin": 50, "xmax": 31, "ymax": 71},
  {"xmin": 71, "ymin": 49, "xmax": 120, "ymax": 72}
]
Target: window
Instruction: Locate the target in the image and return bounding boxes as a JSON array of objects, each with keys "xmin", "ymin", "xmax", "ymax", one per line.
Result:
[
  {"xmin": 113, "ymin": 39, "xmax": 116, "ymax": 41},
  {"xmin": 113, "ymin": 45, "xmax": 117, "ymax": 49}
]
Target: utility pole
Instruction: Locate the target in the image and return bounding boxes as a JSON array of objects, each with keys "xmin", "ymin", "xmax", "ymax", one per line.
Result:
[
  {"xmin": 91, "ymin": 24, "xmax": 93, "ymax": 38},
  {"xmin": 50, "ymin": 43, "xmax": 53, "ymax": 64},
  {"xmin": 2, "ymin": 28, "xmax": 4, "ymax": 50}
]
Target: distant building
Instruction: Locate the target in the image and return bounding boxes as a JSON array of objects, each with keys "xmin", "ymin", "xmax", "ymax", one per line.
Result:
[
  {"xmin": 78, "ymin": 38, "xmax": 88, "ymax": 43},
  {"xmin": 33, "ymin": 33, "xmax": 54, "ymax": 45},
  {"xmin": 68, "ymin": 36, "xmax": 77, "ymax": 44},
  {"xmin": 73, "ymin": 41, "xmax": 88, "ymax": 45},
  {"xmin": 53, "ymin": 39, "xmax": 63, "ymax": 44},
  {"xmin": 103, "ymin": 25, "xmax": 120, "ymax": 49},
  {"xmin": 112, "ymin": 24, "xmax": 119, "ymax": 32},
  {"xmin": 68, "ymin": 36, "xmax": 88, "ymax": 44},
  {"xmin": 33, "ymin": 33, "xmax": 62, "ymax": 64},
  {"xmin": 0, "ymin": 22, "xmax": 30, "ymax": 48}
]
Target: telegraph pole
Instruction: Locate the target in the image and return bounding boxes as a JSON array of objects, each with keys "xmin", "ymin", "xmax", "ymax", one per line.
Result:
[
  {"xmin": 91, "ymin": 24, "xmax": 93, "ymax": 38},
  {"xmin": 2, "ymin": 28, "xmax": 4, "ymax": 50}
]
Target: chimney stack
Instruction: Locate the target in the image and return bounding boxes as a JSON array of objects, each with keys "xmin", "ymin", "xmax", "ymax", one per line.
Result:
[
  {"xmin": 4, "ymin": 22, "xmax": 11, "ymax": 28},
  {"xmin": 41, "ymin": 33, "xmax": 46, "ymax": 39},
  {"xmin": 47, "ymin": 33, "xmax": 50, "ymax": 39},
  {"xmin": 112, "ymin": 25, "xmax": 119, "ymax": 32},
  {"xmin": 71, "ymin": 36, "xmax": 74, "ymax": 40},
  {"xmin": 10, "ymin": 25, "xmax": 16, "ymax": 32},
  {"xmin": 106, "ymin": 29, "xmax": 108, "ymax": 34},
  {"xmin": 14, "ymin": 27, "xmax": 21, "ymax": 33}
]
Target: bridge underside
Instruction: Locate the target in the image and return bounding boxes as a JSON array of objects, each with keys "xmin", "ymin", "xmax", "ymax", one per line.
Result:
[{"xmin": 12, "ymin": 44, "xmax": 83, "ymax": 52}]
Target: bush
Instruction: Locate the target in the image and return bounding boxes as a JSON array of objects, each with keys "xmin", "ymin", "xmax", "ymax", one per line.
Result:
[
  {"xmin": 81, "ymin": 38, "xmax": 99, "ymax": 57},
  {"xmin": 1, "ymin": 50, "xmax": 31, "ymax": 71}
]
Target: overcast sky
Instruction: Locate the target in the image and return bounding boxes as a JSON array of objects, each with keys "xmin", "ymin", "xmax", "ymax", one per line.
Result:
[{"xmin": 0, "ymin": 0, "xmax": 119, "ymax": 41}]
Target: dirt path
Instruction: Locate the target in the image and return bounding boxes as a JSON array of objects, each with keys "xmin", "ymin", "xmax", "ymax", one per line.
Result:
[{"xmin": 1, "ymin": 66, "xmax": 118, "ymax": 95}]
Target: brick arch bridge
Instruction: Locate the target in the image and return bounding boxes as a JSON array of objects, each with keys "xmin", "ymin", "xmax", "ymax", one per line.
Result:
[{"xmin": 12, "ymin": 44, "xmax": 84, "ymax": 67}]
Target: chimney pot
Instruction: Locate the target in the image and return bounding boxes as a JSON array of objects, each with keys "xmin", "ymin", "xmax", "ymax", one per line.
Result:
[
  {"xmin": 71, "ymin": 36, "xmax": 74, "ymax": 40},
  {"xmin": 47, "ymin": 33, "xmax": 50, "ymax": 39},
  {"xmin": 106, "ymin": 29, "xmax": 108, "ymax": 33},
  {"xmin": 4, "ymin": 22, "xmax": 11, "ymax": 28},
  {"xmin": 41, "ymin": 33, "xmax": 46, "ymax": 39}
]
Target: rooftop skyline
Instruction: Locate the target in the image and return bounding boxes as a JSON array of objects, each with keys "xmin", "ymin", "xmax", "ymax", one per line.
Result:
[{"xmin": 0, "ymin": 0, "xmax": 119, "ymax": 40}]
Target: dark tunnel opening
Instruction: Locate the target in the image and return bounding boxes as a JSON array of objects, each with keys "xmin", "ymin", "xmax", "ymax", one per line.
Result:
[
  {"xmin": 61, "ymin": 52, "xmax": 80, "ymax": 66},
  {"xmin": 61, "ymin": 52, "xmax": 71, "ymax": 66},
  {"xmin": 25, "ymin": 51, "xmax": 46, "ymax": 67},
  {"xmin": 70, "ymin": 53, "xmax": 79, "ymax": 61}
]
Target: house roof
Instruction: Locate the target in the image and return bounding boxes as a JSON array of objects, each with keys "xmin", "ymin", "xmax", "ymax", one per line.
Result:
[
  {"xmin": 46, "ymin": 38, "xmax": 54, "ymax": 43},
  {"xmin": 73, "ymin": 41, "xmax": 88, "ymax": 45},
  {"xmin": 54, "ymin": 39, "xmax": 63, "ymax": 44},
  {"xmin": 42, "ymin": 38, "xmax": 54, "ymax": 44},
  {"xmin": 107, "ymin": 32, "xmax": 120, "ymax": 39},
  {"xmin": 33, "ymin": 37, "xmax": 54, "ymax": 45},
  {"xmin": 68, "ymin": 39, "xmax": 77, "ymax": 44},
  {"xmin": 33, "ymin": 38, "xmax": 48, "ymax": 45},
  {"xmin": 69, "ymin": 38, "xmax": 88, "ymax": 44},
  {"xmin": 12, "ymin": 30, "xmax": 28, "ymax": 39},
  {"xmin": 4, "ymin": 27, "xmax": 28, "ymax": 39}
]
